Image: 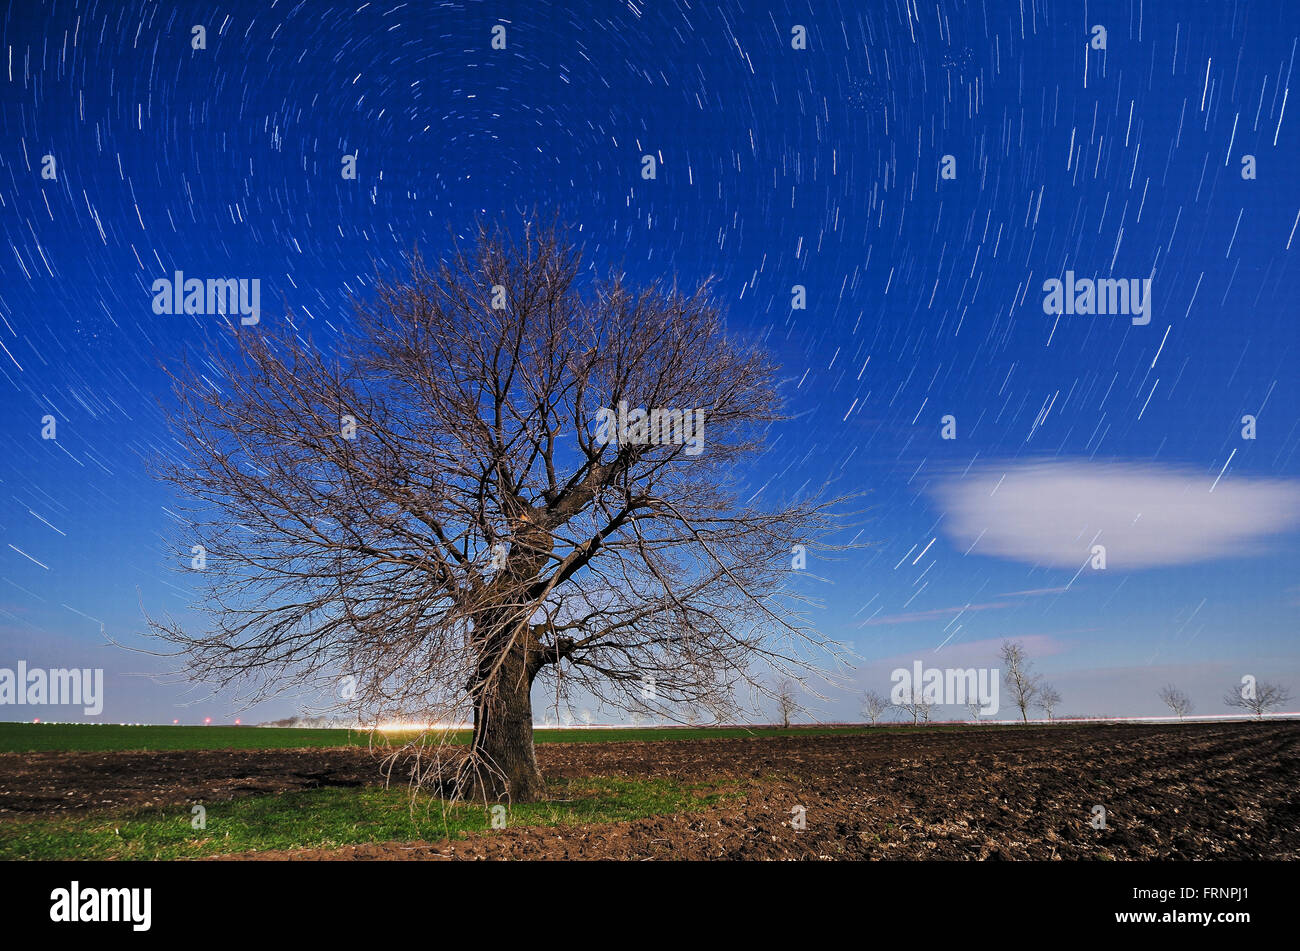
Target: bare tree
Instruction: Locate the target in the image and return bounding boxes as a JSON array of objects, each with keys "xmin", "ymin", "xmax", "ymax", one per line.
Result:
[
  {"xmin": 861, "ymin": 689, "xmax": 888, "ymax": 725},
  {"xmin": 147, "ymin": 217, "xmax": 851, "ymax": 802},
  {"xmin": 1000, "ymin": 640, "xmax": 1041, "ymax": 724},
  {"xmin": 966, "ymin": 700, "xmax": 982, "ymax": 724},
  {"xmin": 1223, "ymin": 680, "xmax": 1293, "ymax": 719},
  {"xmin": 1158, "ymin": 684, "xmax": 1193, "ymax": 720},
  {"xmin": 775, "ymin": 679, "xmax": 798, "ymax": 728},
  {"xmin": 897, "ymin": 696, "xmax": 934, "ymax": 725},
  {"xmin": 1036, "ymin": 683, "xmax": 1061, "ymax": 722}
]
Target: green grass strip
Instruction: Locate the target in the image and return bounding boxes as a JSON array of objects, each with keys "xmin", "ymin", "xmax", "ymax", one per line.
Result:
[{"xmin": 0, "ymin": 776, "xmax": 735, "ymax": 860}]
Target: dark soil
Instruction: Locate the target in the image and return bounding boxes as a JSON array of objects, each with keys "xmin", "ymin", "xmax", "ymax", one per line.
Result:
[
  {"xmin": 2, "ymin": 722, "xmax": 1296, "ymax": 860},
  {"xmin": 0, "ymin": 747, "xmax": 382, "ymax": 814}
]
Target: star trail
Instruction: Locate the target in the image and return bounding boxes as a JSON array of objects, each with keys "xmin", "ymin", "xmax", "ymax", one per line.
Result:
[{"xmin": 1, "ymin": 0, "xmax": 1297, "ymax": 723}]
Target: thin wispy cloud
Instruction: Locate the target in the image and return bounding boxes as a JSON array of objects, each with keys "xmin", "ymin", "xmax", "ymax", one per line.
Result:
[
  {"xmin": 997, "ymin": 586, "xmax": 1070, "ymax": 598},
  {"xmin": 932, "ymin": 461, "xmax": 1300, "ymax": 569},
  {"xmin": 858, "ymin": 600, "xmax": 1007, "ymax": 627},
  {"xmin": 858, "ymin": 586, "xmax": 1069, "ymax": 627}
]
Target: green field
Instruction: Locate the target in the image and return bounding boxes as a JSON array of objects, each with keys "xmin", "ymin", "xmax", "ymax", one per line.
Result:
[
  {"xmin": 0, "ymin": 776, "xmax": 737, "ymax": 860},
  {"xmin": 0, "ymin": 721, "xmax": 956, "ymax": 753}
]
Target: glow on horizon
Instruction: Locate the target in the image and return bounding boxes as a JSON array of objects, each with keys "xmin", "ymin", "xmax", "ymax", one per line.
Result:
[{"xmin": 368, "ymin": 722, "xmax": 469, "ymax": 732}]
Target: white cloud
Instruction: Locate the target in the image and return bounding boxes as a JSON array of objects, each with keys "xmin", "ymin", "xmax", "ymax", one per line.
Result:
[{"xmin": 932, "ymin": 460, "xmax": 1300, "ymax": 569}]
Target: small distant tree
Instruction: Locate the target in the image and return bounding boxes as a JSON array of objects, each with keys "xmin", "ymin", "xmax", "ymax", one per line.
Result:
[
  {"xmin": 776, "ymin": 680, "xmax": 798, "ymax": 728},
  {"xmin": 898, "ymin": 695, "xmax": 933, "ymax": 725},
  {"xmin": 1224, "ymin": 680, "xmax": 1292, "ymax": 719},
  {"xmin": 1037, "ymin": 683, "xmax": 1061, "ymax": 721},
  {"xmin": 1000, "ymin": 640, "xmax": 1041, "ymax": 723},
  {"xmin": 967, "ymin": 700, "xmax": 982, "ymax": 724},
  {"xmin": 861, "ymin": 690, "xmax": 888, "ymax": 725},
  {"xmin": 1158, "ymin": 684, "xmax": 1193, "ymax": 720}
]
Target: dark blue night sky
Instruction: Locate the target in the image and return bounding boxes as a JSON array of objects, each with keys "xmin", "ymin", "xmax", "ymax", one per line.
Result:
[{"xmin": 1, "ymin": 0, "xmax": 1297, "ymax": 723}]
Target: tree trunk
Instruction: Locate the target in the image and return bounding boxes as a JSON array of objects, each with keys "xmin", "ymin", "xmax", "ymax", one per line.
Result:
[
  {"xmin": 466, "ymin": 531, "xmax": 553, "ymax": 804},
  {"xmin": 466, "ymin": 641, "xmax": 546, "ymax": 803}
]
